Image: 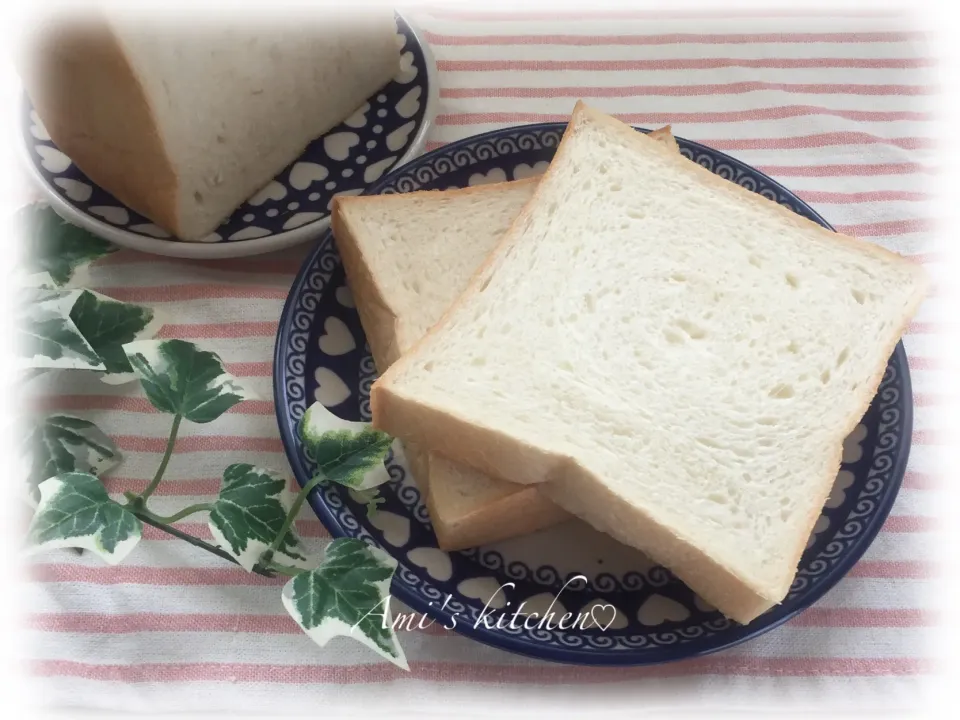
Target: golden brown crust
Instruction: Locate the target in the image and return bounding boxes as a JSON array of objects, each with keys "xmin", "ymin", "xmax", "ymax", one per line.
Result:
[
  {"xmin": 428, "ymin": 459, "xmax": 570, "ymax": 551},
  {"xmin": 18, "ymin": 14, "xmax": 180, "ymax": 233},
  {"xmin": 372, "ymin": 102, "xmax": 931, "ymax": 620}
]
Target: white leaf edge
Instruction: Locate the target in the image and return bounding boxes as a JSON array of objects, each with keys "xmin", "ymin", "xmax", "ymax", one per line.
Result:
[
  {"xmin": 19, "ymin": 288, "xmax": 106, "ymax": 371},
  {"xmin": 79, "ymin": 291, "xmax": 166, "ymax": 385},
  {"xmin": 23, "ymin": 414, "xmax": 123, "ymax": 508},
  {"xmin": 27, "ymin": 476, "xmax": 140, "ymax": 564},
  {"xmin": 301, "ymin": 402, "xmax": 391, "ymax": 491},
  {"xmin": 207, "ymin": 466, "xmax": 315, "ymax": 573},
  {"xmin": 280, "ymin": 543, "xmax": 409, "ymax": 671},
  {"xmin": 121, "ymin": 339, "xmax": 259, "ymax": 401}
]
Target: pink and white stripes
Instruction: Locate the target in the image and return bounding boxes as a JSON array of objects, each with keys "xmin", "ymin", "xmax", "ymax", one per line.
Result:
[{"xmin": 25, "ymin": 8, "xmax": 941, "ymax": 713}]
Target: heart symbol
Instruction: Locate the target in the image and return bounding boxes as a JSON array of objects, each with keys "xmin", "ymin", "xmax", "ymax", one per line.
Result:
[
  {"xmin": 396, "ymin": 86, "xmax": 422, "ymax": 119},
  {"xmin": 54, "ymin": 178, "xmax": 92, "ymax": 202},
  {"xmin": 30, "ymin": 110, "xmax": 50, "ymax": 140},
  {"xmin": 363, "ymin": 156, "xmax": 397, "ymax": 184},
  {"xmin": 368, "ymin": 510, "xmax": 411, "ymax": 547},
  {"xmin": 313, "ymin": 367, "xmax": 351, "ymax": 407},
  {"xmin": 396, "ymin": 51, "xmax": 418, "ymax": 84},
  {"xmin": 283, "ymin": 212, "xmax": 323, "ymax": 230},
  {"xmin": 468, "ymin": 168, "xmax": 507, "ymax": 187},
  {"xmin": 36, "ymin": 146, "xmax": 72, "ymax": 173},
  {"xmin": 129, "ymin": 223, "xmax": 171, "ymax": 238},
  {"xmin": 805, "ymin": 513, "xmax": 831, "ymax": 549},
  {"xmin": 386, "ymin": 121, "xmax": 416, "ymax": 152},
  {"xmin": 824, "ymin": 469, "xmax": 855, "ymax": 509},
  {"xmin": 457, "ymin": 577, "xmax": 507, "ymax": 609},
  {"xmin": 513, "ymin": 161, "xmax": 550, "ymax": 180},
  {"xmin": 344, "ymin": 102, "xmax": 370, "ymax": 129},
  {"xmin": 289, "ymin": 162, "xmax": 329, "ymax": 190},
  {"xmin": 637, "ymin": 594, "xmax": 690, "ymax": 626},
  {"xmin": 247, "ymin": 180, "xmax": 287, "ymax": 206},
  {"xmin": 324, "ymin": 132, "xmax": 360, "ymax": 161},
  {"xmin": 228, "ymin": 226, "xmax": 271, "ymax": 241},
  {"xmin": 89, "ymin": 206, "xmax": 130, "ymax": 226},
  {"xmin": 335, "ymin": 285, "xmax": 355, "ymax": 308},
  {"xmin": 842, "ymin": 423, "xmax": 867, "ymax": 463},
  {"xmin": 581, "ymin": 600, "xmax": 626, "ymax": 631},
  {"xmin": 407, "ymin": 547, "xmax": 453, "ymax": 581}
]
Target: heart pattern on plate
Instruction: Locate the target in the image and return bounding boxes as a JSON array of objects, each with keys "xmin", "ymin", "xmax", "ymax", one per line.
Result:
[
  {"xmin": 22, "ymin": 14, "xmax": 431, "ymax": 248},
  {"xmin": 317, "ymin": 316, "xmax": 356, "ymax": 356},
  {"xmin": 313, "ymin": 367, "xmax": 351, "ymax": 408},
  {"xmin": 275, "ymin": 123, "xmax": 913, "ymax": 665}
]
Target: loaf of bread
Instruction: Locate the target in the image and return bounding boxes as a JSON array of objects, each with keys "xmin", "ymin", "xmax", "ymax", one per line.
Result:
[
  {"xmin": 332, "ymin": 127, "xmax": 679, "ymax": 549},
  {"xmin": 371, "ymin": 102, "xmax": 930, "ymax": 623},
  {"xmin": 18, "ymin": 7, "xmax": 400, "ymax": 240}
]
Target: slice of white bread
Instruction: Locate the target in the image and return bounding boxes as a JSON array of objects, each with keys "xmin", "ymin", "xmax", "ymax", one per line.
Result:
[
  {"xmin": 370, "ymin": 102, "xmax": 930, "ymax": 623},
  {"xmin": 18, "ymin": 7, "xmax": 399, "ymax": 240},
  {"xmin": 333, "ymin": 126, "xmax": 681, "ymax": 549}
]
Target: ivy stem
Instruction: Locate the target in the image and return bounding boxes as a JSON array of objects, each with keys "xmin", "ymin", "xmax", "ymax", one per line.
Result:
[
  {"xmin": 131, "ymin": 511, "xmax": 276, "ymax": 578},
  {"xmin": 266, "ymin": 473, "xmax": 326, "ymax": 556},
  {"xmin": 137, "ymin": 503, "xmax": 214, "ymax": 525},
  {"xmin": 140, "ymin": 414, "xmax": 182, "ymax": 501}
]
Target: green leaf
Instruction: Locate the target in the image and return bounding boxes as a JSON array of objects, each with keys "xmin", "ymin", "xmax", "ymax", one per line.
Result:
[
  {"xmin": 208, "ymin": 463, "xmax": 311, "ymax": 572},
  {"xmin": 281, "ymin": 538, "xmax": 408, "ymax": 670},
  {"xmin": 18, "ymin": 203, "xmax": 116, "ymax": 286},
  {"xmin": 24, "ymin": 415, "xmax": 121, "ymax": 504},
  {"xmin": 122, "ymin": 339, "xmax": 257, "ymax": 423},
  {"xmin": 28, "ymin": 472, "xmax": 142, "ymax": 563},
  {"xmin": 299, "ymin": 402, "xmax": 393, "ymax": 490},
  {"xmin": 70, "ymin": 290, "xmax": 161, "ymax": 382},
  {"xmin": 17, "ymin": 287, "xmax": 105, "ymax": 371},
  {"xmin": 350, "ymin": 488, "xmax": 386, "ymax": 518}
]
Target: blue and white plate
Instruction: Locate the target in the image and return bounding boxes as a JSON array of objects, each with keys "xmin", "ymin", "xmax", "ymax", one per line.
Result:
[
  {"xmin": 274, "ymin": 123, "xmax": 914, "ymax": 665},
  {"xmin": 19, "ymin": 14, "xmax": 437, "ymax": 259}
]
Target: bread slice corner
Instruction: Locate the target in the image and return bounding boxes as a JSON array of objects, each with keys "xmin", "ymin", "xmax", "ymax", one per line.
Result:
[
  {"xmin": 371, "ymin": 101, "xmax": 930, "ymax": 622},
  {"xmin": 335, "ymin": 122, "xmax": 682, "ymax": 551}
]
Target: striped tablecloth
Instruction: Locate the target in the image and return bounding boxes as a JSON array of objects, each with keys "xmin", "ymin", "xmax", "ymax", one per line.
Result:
[{"xmin": 24, "ymin": 8, "xmax": 941, "ymax": 715}]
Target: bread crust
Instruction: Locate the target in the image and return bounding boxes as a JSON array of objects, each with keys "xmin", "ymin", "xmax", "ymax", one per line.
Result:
[
  {"xmin": 18, "ymin": 13, "xmax": 180, "ymax": 233},
  {"xmin": 333, "ymin": 178, "xmax": 573, "ymax": 545},
  {"xmin": 371, "ymin": 102, "xmax": 931, "ymax": 622},
  {"xmin": 337, "ymin": 126, "xmax": 680, "ymax": 549}
]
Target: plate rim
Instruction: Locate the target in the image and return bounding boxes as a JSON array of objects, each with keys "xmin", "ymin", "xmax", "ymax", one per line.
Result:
[
  {"xmin": 273, "ymin": 122, "xmax": 914, "ymax": 666},
  {"xmin": 17, "ymin": 12, "xmax": 439, "ymax": 260}
]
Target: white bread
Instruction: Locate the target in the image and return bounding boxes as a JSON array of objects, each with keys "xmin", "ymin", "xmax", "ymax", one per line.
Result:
[
  {"xmin": 371, "ymin": 102, "xmax": 930, "ymax": 623},
  {"xmin": 18, "ymin": 7, "xmax": 399, "ymax": 241},
  {"xmin": 334, "ymin": 127, "xmax": 681, "ymax": 549}
]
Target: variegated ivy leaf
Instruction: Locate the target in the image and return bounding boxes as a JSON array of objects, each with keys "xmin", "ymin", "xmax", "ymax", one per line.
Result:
[
  {"xmin": 18, "ymin": 203, "xmax": 116, "ymax": 287},
  {"xmin": 208, "ymin": 463, "xmax": 312, "ymax": 572},
  {"xmin": 17, "ymin": 286, "xmax": 105, "ymax": 371},
  {"xmin": 70, "ymin": 290, "xmax": 162, "ymax": 383},
  {"xmin": 299, "ymin": 402, "xmax": 392, "ymax": 490},
  {"xmin": 28, "ymin": 472, "xmax": 142, "ymax": 564},
  {"xmin": 281, "ymin": 538, "xmax": 408, "ymax": 670},
  {"xmin": 25, "ymin": 415, "xmax": 121, "ymax": 504},
  {"xmin": 122, "ymin": 339, "xmax": 257, "ymax": 423}
]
